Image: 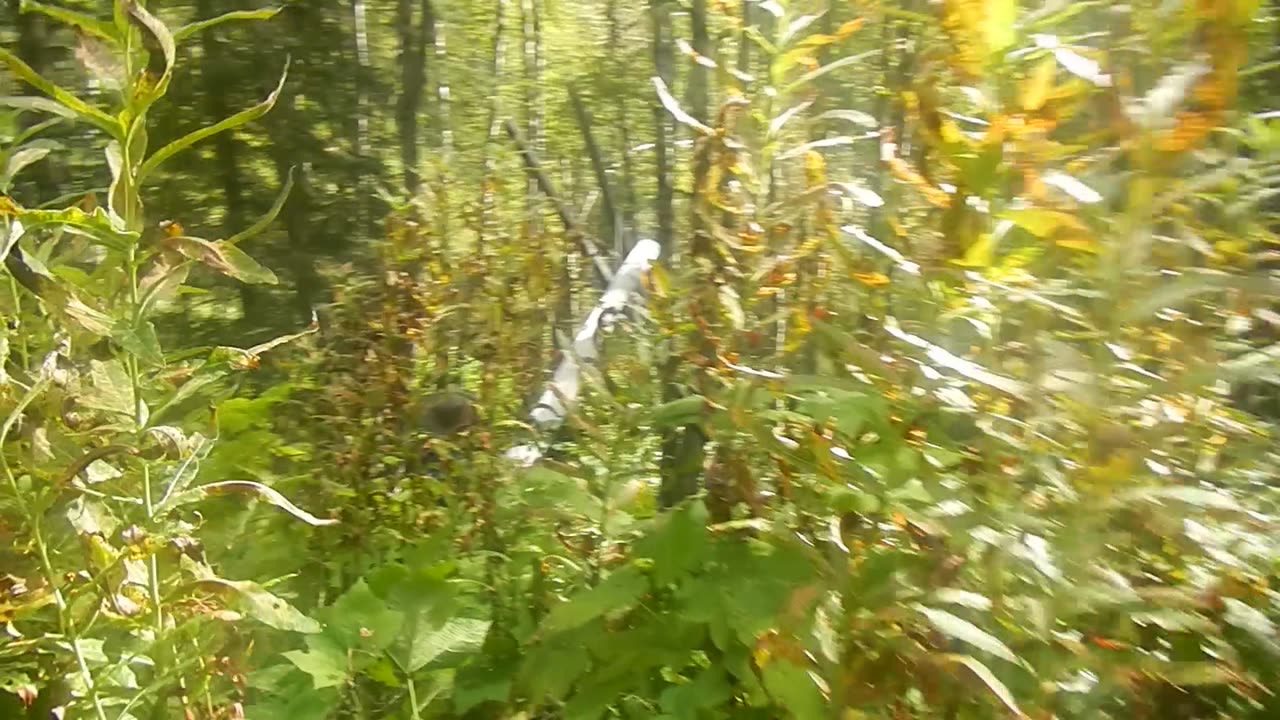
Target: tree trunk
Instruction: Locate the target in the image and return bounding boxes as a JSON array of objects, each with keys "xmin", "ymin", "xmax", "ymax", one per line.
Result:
[
  {"xmin": 351, "ymin": 0, "xmax": 372, "ymax": 231},
  {"xmin": 686, "ymin": 0, "xmax": 710, "ymax": 123},
  {"xmin": 396, "ymin": 0, "xmax": 434, "ymax": 193},
  {"xmin": 651, "ymin": 0, "xmax": 675, "ymax": 255}
]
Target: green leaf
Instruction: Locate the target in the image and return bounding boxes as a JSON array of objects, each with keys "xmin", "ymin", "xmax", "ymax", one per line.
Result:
[
  {"xmin": 10, "ymin": 204, "xmax": 138, "ymax": 251},
  {"xmin": 166, "ymin": 236, "xmax": 278, "ymax": 284},
  {"xmin": 227, "ymin": 166, "xmax": 294, "ymax": 246},
  {"xmin": 224, "ymin": 580, "xmax": 320, "ymax": 633},
  {"xmin": 137, "ymin": 60, "xmax": 289, "ymax": 182},
  {"xmin": 20, "ymin": 1, "xmax": 118, "ymax": 42},
  {"xmin": 541, "ymin": 566, "xmax": 647, "ymax": 634},
  {"xmin": 1, "ymin": 142, "xmax": 55, "ymax": 192},
  {"xmin": 761, "ymin": 661, "xmax": 825, "ymax": 719},
  {"xmin": 0, "ymin": 47, "xmax": 120, "ymax": 137},
  {"xmin": 82, "ymin": 358, "xmax": 134, "ymax": 417},
  {"xmin": 320, "ymin": 579, "xmax": 404, "ymax": 653},
  {"xmin": 652, "ymin": 395, "xmax": 707, "ymax": 428},
  {"xmin": 111, "ymin": 318, "xmax": 163, "ymax": 366},
  {"xmin": 914, "ymin": 605, "xmax": 1021, "ymax": 665},
  {"xmin": 284, "ymin": 641, "xmax": 348, "ymax": 690},
  {"xmin": 175, "ymin": 7, "xmax": 283, "ymax": 42},
  {"xmin": 939, "ymin": 654, "xmax": 1026, "ymax": 718},
  {"xmin": 397, "ymin": 617, "xmax": 491, "ymax": 673},
  {"xmin": 633, "ymin": 500, "xmax": 709, "ymax": 586},
  {"xmin": 0, "ymin": 95, "xmax": 77, "ymax": 118}
]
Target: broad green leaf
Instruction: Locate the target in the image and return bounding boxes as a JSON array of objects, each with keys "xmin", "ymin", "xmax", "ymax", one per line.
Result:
[
  {"xmin": 20, "ymin": 1, "xmax": 118, "ymax": 42},
  {"xmin": 284, "ymin": 643, "xmax": 347, "ymax": 690},
  {"xmin": 193, "ymin": 577, "xmax": 321, "ymax": 634},
  {"xmin": 111, "ymin": 318, "xmax": 163, "ymax": 366},
  {"xmin": 660, "ymin": 666, "xmax": 732, "ymax": 718},
  {"xmin": 760, "ymin": 661, "xmax": 825, "ymax": 719},
  {"xmin": 634, "ymin": 499, "xmax": 709, "ymax": 586},
  {"xmin": 227, "ymin": 166, "xmax": 294, "ymax": 246},
  {"xmin": 166, "ymin": 236, "xmax": 278, "ymax": 284},
  {"xmin": 541, "ymin": 566, "xmax": 647, "ymax": 634},
  {"xmin": 0, "ymin": 47, "xmax": 120, "ymax": 137},
  {"xmin": 915, "ymin": 605, "xmax": 1021, "ymax": 665},
  {"xmin": 397, "ymin": 618, "xmax": 491, "ymax": 673},
  {"xmin": 939, "ymin": 654, "xmax": 1026, "ymax": 718},
  {"xmin": 82, "ymin": 358, "xmax": 134, "ymax": 417},
  {"xmin": 174, "ymin": 7, "xmax": 283, "ymax": 42},
  {"xmin": 320, "ymin": 579, "xmax": 404, "ymax": 652},
  {"xmin": 138, "ymin": 60, "xmax": 289, "ymax": 182}
]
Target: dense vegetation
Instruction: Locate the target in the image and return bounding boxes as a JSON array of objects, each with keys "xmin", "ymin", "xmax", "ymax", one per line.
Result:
[{"xmin": 2, "ymin": 0, "xmax": 1279, "ymax": 718}]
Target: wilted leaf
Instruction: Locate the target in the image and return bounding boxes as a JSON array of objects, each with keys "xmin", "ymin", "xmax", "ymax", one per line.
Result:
[
  {"xmin": 166, "ymin": 236, "xmax": 278, "ymax": 284},
  {"xmin": 174, "ymin": 480, "xmax": 337, "ymax": 526}
]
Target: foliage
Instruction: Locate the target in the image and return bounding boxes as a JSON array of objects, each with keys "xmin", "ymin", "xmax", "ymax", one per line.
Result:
[{"xmin": 3, "ymin": 0, "xmax": 1280, "ymax": 719}]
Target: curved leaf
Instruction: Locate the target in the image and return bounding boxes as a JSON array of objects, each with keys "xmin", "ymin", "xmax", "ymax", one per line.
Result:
[
  {"xmin": 166, "ymin": 235, "xmax": 278, "ymax": 284},
  {"xmin": 227, "ymin": 166, "xmax": 293, "ymax": 246},
  {"xmin": 138, "ymin": 60, "xmax": 289, "ymax": 182},
  {"xmin": 125, "ymin": 0, "xmax": 177, "ymax": 109},
  {"xmin": 174, "ymin": 7, "xmax": 283, "ymax": 42},
  {"xmin": 175, "ymin": 480, "xmax": 337, "ymax": 526},
  {"xmin": 915, "ymin": 604, "xmax": 1021, "ymax": 665},
  {"xmin": 938, "ymin": 654, "xmax": 1026, "ymax": 718}
]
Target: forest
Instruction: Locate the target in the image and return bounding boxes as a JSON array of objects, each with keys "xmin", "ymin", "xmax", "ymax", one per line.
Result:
[{"xmin": 1, "ymin": 0, "xmax": 1279, "ymax": 718}]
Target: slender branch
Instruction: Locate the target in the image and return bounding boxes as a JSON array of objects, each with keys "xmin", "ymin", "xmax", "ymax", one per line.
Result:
[{"xmin": 568, "ymin": 84, "xmax": 620, "ymax": 251}]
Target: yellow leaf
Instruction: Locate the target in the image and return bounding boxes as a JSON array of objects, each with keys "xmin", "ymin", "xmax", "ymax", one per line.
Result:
[
  {"xmin": 954, "ymin": 233, "xmax": 995, "ymax": 267},
  {"xmin": 835, "ymin": 18, "xmax": 866, "ymax": 40},
  {"xmin": 854, "ymin": 272, "xmax": 891, "ymax": 287},
  {"xmin": 1021, "ymin": 56, "xmax": 1055, "ymax": 112}
]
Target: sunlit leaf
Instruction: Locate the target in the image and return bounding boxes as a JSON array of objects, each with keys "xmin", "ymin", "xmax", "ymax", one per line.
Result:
[
  {"xmin": 174, "ymin": 7, "xmax": 283, "ymax": 42},
  {"xmin": 1021, "ymin": 57, "xmax": 1055, "ymax": 111},
  {"xmin": 227, "ymin": 167, "xmax": 294, "ymax": 246},
  {"xmin": 138, "ymin": 60, "xmax": 289, "ymax": 182},
  {"xmin": 20, "ymin": 1, "xmax": 117, "ymax": 43},
  {"xmin": 1043, "ymin": 171, "xmax": 1102, "ymax": 203},
  {"xmin": 1000, "ymin": 208, "xmax": 1088, "ymax": 238}
]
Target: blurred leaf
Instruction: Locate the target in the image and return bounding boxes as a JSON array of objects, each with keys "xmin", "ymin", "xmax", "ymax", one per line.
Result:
[
  {"xmin": 20, "ymin": 1, "xmax": 118, "ymax": 42},
  {"xmin": 284, "ymin": 641, "xmax": 347, "ymax": 689},
  {"xmin": 175, "ymin": 7, "xmax": 283, "ymax": 42},
  {"xmin": 1000, "ymin": 208, "xmax": 1088, "ymax": 238},
  {"xmin": 320, "ymin": 579, "xmax": 404, "ymax": 652},
  {"xmin": 815, "ymin": 108, "xmax": 878, "ymax": 128},
  {"xmin": 0, "ymin": 95, "xmax": 77, "ymax": 118},
  {"xmin": 396, "ymin": 618, "xmax": 491, "ymax": 673},
  {"xmin": 1, "ymin": 143, "xmax": 55, "ymax": 192},
  {"xmin": 939, "ymin": 654, "xmax": 1026, "ymax": 718},
  {"xmin": 227, "ymin": 166, "xmax": 293, "ymax": 246},
  {"xmin": 652, "ymin": 76, "xmax": 713, "ymax": 136},
  {"xmin": 983, "ymin": 0, "xmax": 1018, "ymax": 56},
  {"xmin": 760, "ymin": 661, "xmax": 825, "ymax": 719},
  {"xmin": 172, "ymin": 481, "xmax": 337, "ymax": 526},
  {"xmin": 191, "ymin": 575, "xmax": 321, "ymax": 634},
  {"xmin": 915, "ymin": 605, "xmax": 1021, "ymax": 665},
  {"xmin": 1113, "ymin": 485, "xmax": 1243, "ymax": 513},
  {"xmin": 633, "ymin": 500, "xmax": 709, "ymax": 586},
  {"xmin": 0, "ymin": 47, "xmax": 119, "ymax": 137},
  {"xmin": 541, "ymin": 566, "xmax": 647, "ymax": 634}
]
